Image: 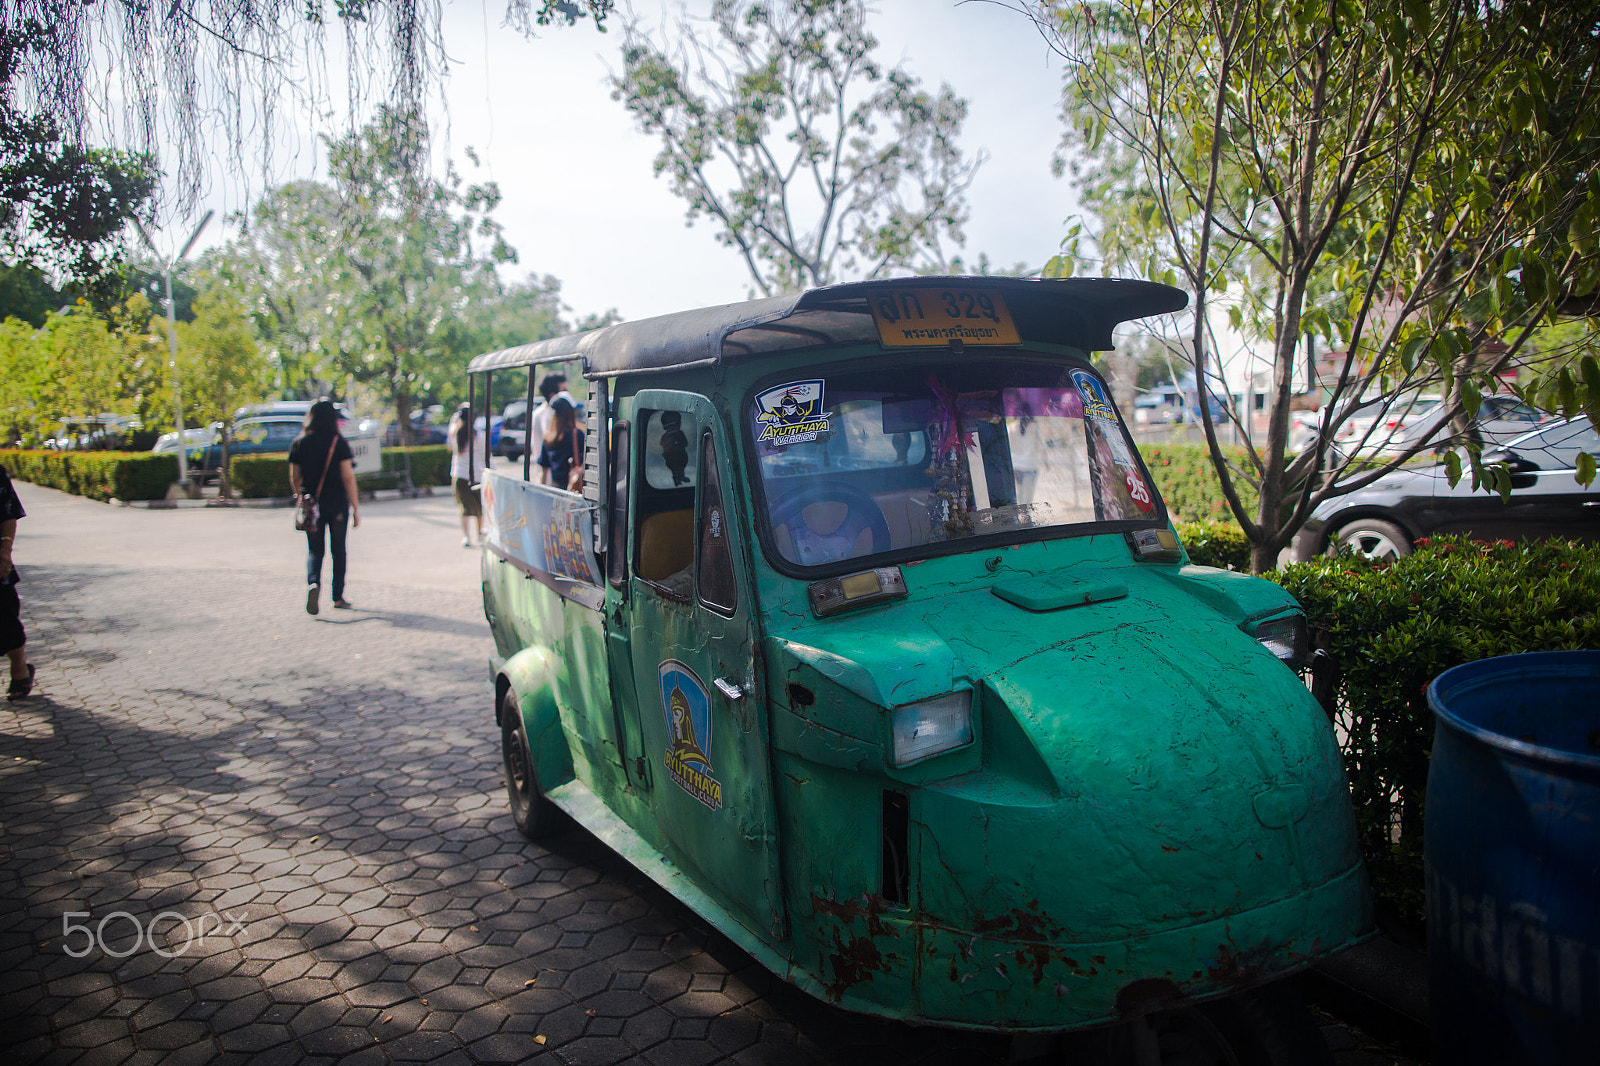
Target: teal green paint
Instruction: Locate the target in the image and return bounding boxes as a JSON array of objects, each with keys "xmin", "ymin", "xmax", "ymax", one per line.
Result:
[{"xmin": 474, "ymin": 284, "xmax": 1371, "ymax": 1032}]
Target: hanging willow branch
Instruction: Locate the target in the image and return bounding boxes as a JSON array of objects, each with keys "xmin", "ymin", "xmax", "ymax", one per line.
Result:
[{"xmin": 2, "ymin": 0, "xmax": 611, "ymax": 216}]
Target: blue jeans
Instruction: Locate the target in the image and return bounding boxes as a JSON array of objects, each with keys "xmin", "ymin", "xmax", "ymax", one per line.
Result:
[{"xmin": 304, "ymin": 509, "xmax": 349, "ymax": 601}]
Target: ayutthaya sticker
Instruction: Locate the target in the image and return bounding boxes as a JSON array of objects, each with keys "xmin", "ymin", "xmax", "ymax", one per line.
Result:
[
  {"xmin": 754, "ymin": 380, "xmax": 831, "ymax": 447},
  {"xmin": 659, "ymin": 660, "xmax": 723, "ymax": 810},
  {"xmin": 1070, "ymin": 370, "xmax": 1116, "ymax": 424}
]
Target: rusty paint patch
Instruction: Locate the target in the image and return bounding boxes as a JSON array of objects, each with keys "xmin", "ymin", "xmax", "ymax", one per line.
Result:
[
  {"xmin": 972, "ymin": 899, "xmax": 1059, "ymax": 943},
  {"xmin": 823, "ymin": 934, "xmax": 892, "ymax": 998},
  {"xmin": 810, "ymin": 893, "xmax": 892, "ymax": 938}
]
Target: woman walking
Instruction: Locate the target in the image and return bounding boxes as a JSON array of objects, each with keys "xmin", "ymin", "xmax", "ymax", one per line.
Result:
[
  {"xmin": 1, "ymin": 464, "xmax": 32, "ymax": 700},
  {"xmin": 447, "ymin": 403, "xmax": 482, "ymax": 547},
  {"xmin": 288, "ymin": 400, "xmax": 360, "ymax": 614},
  {"xmin": 537, "ymin": 396, "xmax": 585, "ymax": 492}
]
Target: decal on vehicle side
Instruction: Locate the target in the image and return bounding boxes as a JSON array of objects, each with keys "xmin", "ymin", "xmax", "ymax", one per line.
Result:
[
  {"xmin": 659, "ymin": 660, "xmax": 723, "ymax": 810},
  {"xmin": 1070, "ymin": 370, "xmax": 1117, "ymax": 425},
  {"xmin": 754, "ymin": 380, "xmax": 832, "ymax": 447}
]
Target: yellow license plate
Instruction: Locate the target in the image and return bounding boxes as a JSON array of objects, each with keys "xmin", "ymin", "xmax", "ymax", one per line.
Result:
[{"xmin": 870, "ymin": 287, "xmax": 1021, "ymax": 347}]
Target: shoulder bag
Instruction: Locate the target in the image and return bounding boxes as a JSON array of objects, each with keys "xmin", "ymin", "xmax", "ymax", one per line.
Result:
[
  {"xmin": 566, "ymin": 427, "xmax": 584, "ymax": 493},
  {"xmin": 294, "ymin": 436, "xmax": 339, "ymax": 532}
]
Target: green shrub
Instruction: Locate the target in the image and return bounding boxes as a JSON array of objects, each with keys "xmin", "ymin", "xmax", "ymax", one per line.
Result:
[
  {"xmin": 1, "ymin": 449, "xmax": 176, "ymax": 501},
  {"xmin": 1175, "ymin": 520, "xmax": 1252, "ymax": 570},
  {"xmin": 1142, "ymin": 442, "xmax": 1257, "ymax": 522},
  {"xmin": 229, "ymin": 444, "xmax": 450, "ymax": 499},
  {"xmin": 1273, "ymin": 536, "xmax": 1600, "ymax": 933},
  {"xmin": 230, "ymin": 455, "xmax": 293, "ymax": 499},
  {"xmin": 397, "ymin": 445, "xmax": 449, "ymax": 488}
]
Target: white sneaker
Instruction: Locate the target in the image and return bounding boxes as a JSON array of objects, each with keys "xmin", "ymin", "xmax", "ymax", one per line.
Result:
[{"xmin": 462, "ymin": 537, "xmax": 471, "ymax": 548}]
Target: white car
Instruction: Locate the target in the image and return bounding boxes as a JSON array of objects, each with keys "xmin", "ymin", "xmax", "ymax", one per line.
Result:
[
  {"xmin": 151, "ymin": 425, "xmax": 218, "ymax": 455},
  {"xmin": 1289, "ymin": 393, "xmax": 1442, "ymax": 458},
  {"xmin": 1385, "ymin": 395, "xmax": 1552, "ymax": 455}
]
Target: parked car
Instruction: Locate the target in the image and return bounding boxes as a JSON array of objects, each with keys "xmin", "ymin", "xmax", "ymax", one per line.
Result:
[
  {"xmin": 497, "ymin": 399, "xmax": 530, "ymax": 459},
  {"xmin": 152, "ymin": 424, "xmax": 219, "ymax": 459},
  {"xmin": 193, "ymin": 415, "xmax": 306, "ymax": 470},
  {"xmin": 1133, "ymin": 388, "xmax": 1183, "ymax": 424},
  {"xmin": 382, "ymin": 408, "xmax": 449, "ymax": 447},
  {"xmin": 1290, "ymin": 417, "xmax": 1600, "ymax": 562},
  {"xmin": 1385, "ymin": 394, "xmax": 1552, "ymax": 455},
  {"xmin": 1288, "ymin": 392, "xmax": 1442, "ymax": 458},
  {"xmin": 45, "ymin": 414, "xmax": 142, "ymax": 450},
  {"xmin": 1291, "ymin": 392, "xmax": 1554, "ymax": 460}
]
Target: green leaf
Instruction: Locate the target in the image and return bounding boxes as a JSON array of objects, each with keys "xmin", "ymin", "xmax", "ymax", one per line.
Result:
[
  {"xmin": 1489, "ymin": 463, "xmax": 1513, "ymax": 503},
  {"xmin": 1581, "ymin": 356, "xmax": 1600, "ymax": 417},
  {"xmin": 1560, "ymin": 368, "xmax": 1579, "ymax": 418},
  {"xmin": 1577, "ymin": 451, "xmax": 1597, "ymax": 489},
  {"xmin": 1460, "ymin": 379, "xmax": 1482, "ymax": 420},
  {"xmin": 1443, "ymin": 449, "xmax": 1463, "ymax": 487},
  {"xmin": 1399, "ymin": 335, "xmax": 1428, "ymax": 374}
]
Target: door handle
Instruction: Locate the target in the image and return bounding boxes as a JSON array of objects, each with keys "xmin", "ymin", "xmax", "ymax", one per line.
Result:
[
  {"xmin": 1585, "ymin": 501, "xmax": 1600, "ymax": 508},
  {"xmin": 714, "ymin": 678, "xmax": 745, "ymax": 701}
]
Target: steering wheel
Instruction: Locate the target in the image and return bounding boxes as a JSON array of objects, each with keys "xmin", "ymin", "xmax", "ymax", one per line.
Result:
[{"xmin": 769, "ymin": 481, "xmax": 892, "ymax": 566}]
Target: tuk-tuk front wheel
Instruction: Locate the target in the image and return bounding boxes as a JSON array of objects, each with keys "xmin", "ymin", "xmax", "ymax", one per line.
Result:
[
  {"xmin": 1041, "ymin": 983, "xmax": 1332, "ymax": 1066},
  {"xmin": 501, "ymin": 690, "xmax": 560, "ymax": 840}
]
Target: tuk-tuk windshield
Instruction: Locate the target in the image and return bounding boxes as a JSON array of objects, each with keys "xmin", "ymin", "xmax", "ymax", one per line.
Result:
[{"xmin": 747, "ymin": 357, "xmax": 1163, "ymax": 569}]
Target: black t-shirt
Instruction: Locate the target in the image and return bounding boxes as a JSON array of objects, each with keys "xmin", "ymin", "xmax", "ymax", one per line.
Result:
[
  {"xmin": 288, "ymin": 433, "xmax": 354, "ymax": 510},
  {"xmin": 0, "ymin": 466, "xmax": 23, "ymax": 585}
]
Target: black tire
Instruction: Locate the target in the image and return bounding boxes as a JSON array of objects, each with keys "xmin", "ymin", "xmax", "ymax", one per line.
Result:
[
  {"xmin": 1045, "ymin": 983, "xmax": 1333, "ymax": 1066},
  {"xmin": 1329, "ymin": 517, "xmax": 1411, "ymax": 563},
  {"xmin": 501, "ymin": 689, "xmax": 560, "ymax": 840}
]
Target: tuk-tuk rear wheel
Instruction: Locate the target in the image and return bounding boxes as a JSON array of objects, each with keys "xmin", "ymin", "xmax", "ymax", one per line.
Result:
[
  {"xmin": 1040, "ymin": 983, "xmax": 1332, "ymax": 1066},
  {"xmin": 501, "ymin": 690, "xmax": 560, "ymax": 840}
]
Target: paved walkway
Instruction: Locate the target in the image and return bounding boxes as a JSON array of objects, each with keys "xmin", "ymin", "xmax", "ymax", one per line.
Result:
[{"xmin": 0, "ymin": 483, "xmax": 1420, "ymax": 1065}]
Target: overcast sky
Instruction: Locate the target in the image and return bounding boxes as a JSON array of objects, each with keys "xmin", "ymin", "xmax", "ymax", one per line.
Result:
[{"xmin": 149, "ymin": 1, "xmax": 1078, "ymax": 327}]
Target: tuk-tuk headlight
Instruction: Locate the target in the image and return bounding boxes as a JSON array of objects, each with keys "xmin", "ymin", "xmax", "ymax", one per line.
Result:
[
  {"xmin": 890, "ymin": 691, "xmax": 974, "ymax": 767},
  {"xmin": 1253, "ymin": 614, "xmax": 1307, "ymax": 669}
]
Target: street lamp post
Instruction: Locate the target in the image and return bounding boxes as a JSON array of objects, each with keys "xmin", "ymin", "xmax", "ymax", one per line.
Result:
[{"xmin": 135, "ymin": 211, "xmax": 213, "ymax": 491}]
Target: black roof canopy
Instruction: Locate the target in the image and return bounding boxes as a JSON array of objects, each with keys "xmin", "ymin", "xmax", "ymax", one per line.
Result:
[{"xmin": 465, "ymin": 276, "xmax": 1187, "ymax": 379}]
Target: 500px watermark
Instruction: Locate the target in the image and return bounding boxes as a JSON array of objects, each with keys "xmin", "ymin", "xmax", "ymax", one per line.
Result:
[{"xmin": 60, "ymin": 910, "xmax": 250, "ymax": 958}]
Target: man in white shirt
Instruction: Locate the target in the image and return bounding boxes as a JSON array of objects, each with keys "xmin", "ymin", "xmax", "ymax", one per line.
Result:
[{"xmin": 529, "ymin": 373, "xmax": 577, "ymax": 485}]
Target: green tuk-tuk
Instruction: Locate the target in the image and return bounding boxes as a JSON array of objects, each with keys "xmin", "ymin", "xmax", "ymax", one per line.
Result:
[{"xmin": 469, "ymin": 277, "xmax": 1371, "ymax": 1060}]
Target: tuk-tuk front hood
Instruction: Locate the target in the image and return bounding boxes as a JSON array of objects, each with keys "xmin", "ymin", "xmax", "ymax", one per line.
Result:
[
  {"xmin": 906, "ymin": 565, "xmax": 1361, "ymax": 943},
  {"xmin": 770, "ymin": 563, "xmax": 1369, "ymax": 1025}
]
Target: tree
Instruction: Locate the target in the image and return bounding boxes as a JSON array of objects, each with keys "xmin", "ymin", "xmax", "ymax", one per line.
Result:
[
  {"xmin": 165, "ymin": 284, "xmax": 269, "ymax": 496},
  {"xmin": 3, "ymin": 1, "xmax": 611, "ymax": 222},
  {"xmin": 225, "ymin": 181, "xmax": 346, "ymax": 398},
  {"xmin": 1035, "ymin": 0, "xmax": 1600, "ymax": 572},
  {"xmin": 611, "ymin": 0, "xmax": 982, "ymax": 296},
  {"xmin": 0, "ymin": 297, "xmax": 167, "ymax": 445},
  {"xmin": 228, "ymin": 109, "xmax": 520, "ymax": 438},
  {"xmin": 1, "ymin": 22, "xmax": 156, "ymax": 288}
]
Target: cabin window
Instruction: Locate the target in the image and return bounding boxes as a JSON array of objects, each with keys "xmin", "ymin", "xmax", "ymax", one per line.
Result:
[{"xmin": 634, "ymin": 410, "xmax": 699, "ymax": 600}]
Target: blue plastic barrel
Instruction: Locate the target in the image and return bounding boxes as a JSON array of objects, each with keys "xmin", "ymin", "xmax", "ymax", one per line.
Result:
[{"xmin": 1425, "ymin": 650, "xmax": 1600, "ymax": 1065}]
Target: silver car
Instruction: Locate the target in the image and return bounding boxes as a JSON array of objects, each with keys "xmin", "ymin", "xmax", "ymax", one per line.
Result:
[{"xmin": 1291, "ymin": 418, "xmax": 1600, "ymax": 561}]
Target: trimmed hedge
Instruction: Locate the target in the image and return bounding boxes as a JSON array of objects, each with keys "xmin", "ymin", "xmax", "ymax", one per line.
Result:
[
  {"xmin": 1, "ymin": 449, "xmax": 177, "ymax": 502},
  {"xmin": 1175, "ymin": 520, "xmax": 1252, "ymax": 571},
  {"xmin": 230, "ymin": 445, "xmax": 450, "ymax": 499},
  {"xmin": 1143, "ymin": 442, "xmax": 1257, "ymax": 523},
  {"xmin": 1273, "ymin": 536, "xmax": 1600, "ymax": 934}
]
